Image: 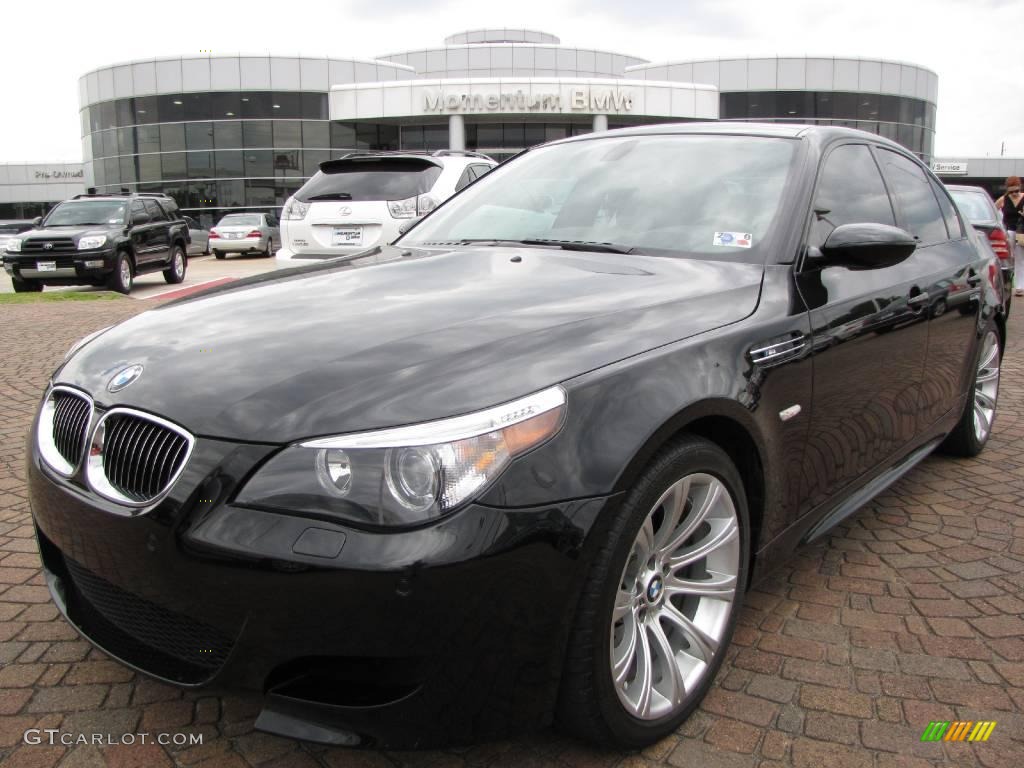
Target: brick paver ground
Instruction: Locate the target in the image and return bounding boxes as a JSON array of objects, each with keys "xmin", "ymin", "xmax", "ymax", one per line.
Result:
[{"xmin": 1, "ymin": 296, "xmax": 1021, "ymax": 768}]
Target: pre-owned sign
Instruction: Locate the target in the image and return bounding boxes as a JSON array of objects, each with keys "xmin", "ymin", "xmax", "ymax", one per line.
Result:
[{"xmin": 34, "ymin": 170, "xmax": 84, "ymax": 180}]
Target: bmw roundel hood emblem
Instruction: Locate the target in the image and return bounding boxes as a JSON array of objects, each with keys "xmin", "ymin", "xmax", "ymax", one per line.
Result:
[{"xmin": 108, "ymin": 364, "xmax": 144, "ymax": 393}]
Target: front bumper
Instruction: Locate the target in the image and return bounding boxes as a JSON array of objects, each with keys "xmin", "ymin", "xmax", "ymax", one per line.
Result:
[
  {"xmin": 27, "ymin": 426, "xmax": 612, "ymax": 747},
  {"xmin": 4, "ymin": 250, "xmax": 114, "ymax": 280}
]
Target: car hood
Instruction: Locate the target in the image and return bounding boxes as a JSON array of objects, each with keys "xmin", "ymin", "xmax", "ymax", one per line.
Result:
[
  {"xmin": 57, "ymin": 246, "xmax": 764, "ymax": 443},
  {"xmin": 20, "ymin": 225, "xmax": 118, "ymax": 241}
]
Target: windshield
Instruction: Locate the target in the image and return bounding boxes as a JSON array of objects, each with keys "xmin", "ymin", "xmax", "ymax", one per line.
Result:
[
  {"xmin": 948, "ymin": 190, "xmax": 997, "ymax": 225},
  {"xmin": 217, "ymin": 215, "xmax": 261, "ymax": 227},
  {"xmin": 44, "ymin": 201, "xmax": 126, "ymax": 227},
  {"xmin": 295, "ymin": 158, "xmax": 443, "ymax": 202},
  {"xmin": 402, "ymin": 135, "xmax": 797, "ymax": 257}
]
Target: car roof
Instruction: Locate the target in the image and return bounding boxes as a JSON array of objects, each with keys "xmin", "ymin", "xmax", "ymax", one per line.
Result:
[{"xmin": 551, "ymin": 121, "xmax": 911, "ymax": 153}]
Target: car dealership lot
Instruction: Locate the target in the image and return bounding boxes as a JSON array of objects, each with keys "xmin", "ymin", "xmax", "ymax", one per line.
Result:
[
  {"xmin": 0, "ymin": 253, "xmax": 280, "ymax": 300},
  {"xmin": 0, "ymin": 300, "xmax": 1021, "ymax": 767}
]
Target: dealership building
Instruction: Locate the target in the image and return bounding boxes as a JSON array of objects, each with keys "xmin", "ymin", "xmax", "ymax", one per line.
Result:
[{"xmin": 1, "ymin": 28, "xmax": 1019, "ymax": 224}]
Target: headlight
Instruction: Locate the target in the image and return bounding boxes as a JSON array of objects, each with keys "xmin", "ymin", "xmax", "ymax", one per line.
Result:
[
  {"xmin": 6, "ymin": 238, "xmax": 21, "ymax": 252},
  {"xmin": 63, "ymin": 325, "xmax": 113, "ymax": 361},
  {"xmin": 236, "ymin": 386, "xmax": 566, "ymax": 527},
  {"xmin": 282, "ymin": 197, "xmax": 310, "ymax": 221},
  {"xmin": 387, "ymin": 194, "xmax": 438, "ymax": 219},
  {"xmin": 78, "ymin": 235, "xmax": 107, "ymax": 250}
]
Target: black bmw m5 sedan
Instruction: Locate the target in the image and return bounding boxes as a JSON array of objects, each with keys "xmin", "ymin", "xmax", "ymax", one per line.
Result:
[{"xmin": 28, "ymin": 123, "xmax": 1005, "ymax": 749}]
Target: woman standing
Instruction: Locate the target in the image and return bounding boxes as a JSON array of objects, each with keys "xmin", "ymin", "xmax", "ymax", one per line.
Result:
[{"xmin": 995, "ymin": 176, "xmax": 1024, "ymax": 297}]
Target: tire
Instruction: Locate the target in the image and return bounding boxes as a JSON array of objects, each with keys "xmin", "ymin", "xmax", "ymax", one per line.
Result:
[
  {"xmin": 12, "ymin": 277, "xmax": 42, "ymax": 293},
  {"xmin": 556, "ymin": 436, "xmax": 749, "ymax": 748},
  {"xmin": 262, "ymin": 239, "xmax": 273, "ymax": 258},
  {"xmin": 214, "ymin": 250, "xmax": 225, "ymax": 260},
  {"xmin": 106, "ymin": 252, "xmax": 133, "ymax": 294},
  {"xmin": 939, "ymin": 323, "xmax": 1001, "ymax": 457},
  {"xmin": 163, "ymin": 245, "xmax": 187, "ymax": 284}
]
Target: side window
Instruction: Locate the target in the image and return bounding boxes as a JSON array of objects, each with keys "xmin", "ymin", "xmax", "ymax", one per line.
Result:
[
  {"xmin": 143, "ymin": 199, "xmax": 168, "ymax": 222},
  {"xmin": 876, "ymin": 149, "xmax": 947, "ymax": 245},
  {"xmin": 130, "ymin": 200, "xmax": 147, "ymax": 223},
  {"xmin": 930, "ymin": 180, "xmax": 964, "ymax": 239},
  {"xmin": 471, "ymin": 163, "xmax": 493, "ymax": 180},
  {"xmin": 266, "ymin": 214, "xmax": 278, "ymax": 227},
  {"xmin": 808, "ymin": 144, "xmax": 894, "ymax": 249},
  {"xmin": 454, "ymin": 167, "xmax": 475, "ymax": 193}
]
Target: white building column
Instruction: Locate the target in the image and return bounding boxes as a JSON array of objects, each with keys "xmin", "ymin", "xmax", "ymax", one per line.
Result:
[
  {"xmin": 449, "ymin": 114, "xmax": 466, "ymax": 151},
  {"xmin": 592, "ymin": 114, "xmax": 608, "ymax": 133}
]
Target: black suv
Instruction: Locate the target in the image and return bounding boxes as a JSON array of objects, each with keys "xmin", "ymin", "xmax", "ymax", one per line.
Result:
[{"xmin": 3, "ymin": 193, "xmax": 190, "ymax": 294}]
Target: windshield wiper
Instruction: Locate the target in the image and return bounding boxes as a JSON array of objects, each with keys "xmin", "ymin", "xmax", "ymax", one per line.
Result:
[
  {"xmin": 517, "ymin": 239, "xmax": 633, "ymax": 254},
  {"xmin": 305, "ymin": 193, "xmax": 353, "ymax": 201}
]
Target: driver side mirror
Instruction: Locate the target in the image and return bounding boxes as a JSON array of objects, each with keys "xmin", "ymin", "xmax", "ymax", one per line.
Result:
[
  {"xmin": 31, "ymin": 217, "xmax": 42, "ymax": 227},
  {"xmin": 815, "ymin": 223, "xmax": 916, "ymax": 270},
  {"xmin": 132, "ymin": 213, "xmax": 150, "ymax": 226}
]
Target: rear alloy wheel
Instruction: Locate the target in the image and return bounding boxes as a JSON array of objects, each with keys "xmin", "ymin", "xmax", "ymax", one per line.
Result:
[
  {"xmin": 163, "ymin": 246, "xmax": 187, "ymax": 284},
  {"xmin": 263, "ymin": 239, "xmax": 273, "ymax": 258},
  {"xmin": 557, "ymin": 437, "xmax": 748, "ymax": 748},
  {"xmin": 940, "ymin": 325, "xmax": 1001, "ymax": 457},
  {"xmin": 106, "ymin": 252, "xmax": 133, "ymax": 294}
]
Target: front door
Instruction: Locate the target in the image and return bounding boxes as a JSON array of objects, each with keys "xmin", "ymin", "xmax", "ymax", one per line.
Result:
[
  {"xmin": 873, "ymin": 150, "xmax": 985, "ymax": 430},
  {"xmin": 795, "ymin": 142, "xmax": 931, "ymax": 512}
]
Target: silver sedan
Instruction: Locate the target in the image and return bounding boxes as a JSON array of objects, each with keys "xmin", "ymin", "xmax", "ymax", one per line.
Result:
[
  {"xmin": 210, "ymin": 213, "xmax": 281, "ymax": 259},
  {"xmin": 183, "ymin": 216, "xmax": 210, "ymax": 256}
]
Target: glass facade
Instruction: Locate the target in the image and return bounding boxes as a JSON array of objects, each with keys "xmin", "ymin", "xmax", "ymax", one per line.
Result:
[
  {"xmin": 83, "ymin": 91, "xmax": 337, "ymax": 227},
  {"xmin": 719, "ymin": 91, "xmax": 936, "ymax": 160}
]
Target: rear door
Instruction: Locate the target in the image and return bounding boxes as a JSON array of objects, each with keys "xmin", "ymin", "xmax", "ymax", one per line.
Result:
[
  {"xmin": 795, "ymin": 142, "xmax": 931, "ymax": 511},
  {"xmin": 142, "ymin": 200, "xmax": 171, "ymax": 264},
  {"xmin": 128, "ymin": 200, "xmax": 156, "ymax": 266},
  {"xmin": 875, "ymin": 150, "xmax": 984, "ymax": 430}
]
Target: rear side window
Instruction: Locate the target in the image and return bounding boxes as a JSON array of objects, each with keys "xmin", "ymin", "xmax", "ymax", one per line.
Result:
[
  {"xmin": 876, "ymin": 149, "xmax": 947, "ymax": 244},
  {"xmin": 143, "ymin": 200, "xmax": 168, "ymax": 222},
  {"xmin": 808, "ymin": 144, "xmax": 894, "ymax": 249},
  {"xmin": 295, "ymin": 158, "xmax": 443, "ymax": 202},
  {"xmin": 930, "ymin": 181, "xmax": 964, "ymax": 239},
  {"xmin": 454, "ymin": 166, "xmax": 475, "ymax": 193}
]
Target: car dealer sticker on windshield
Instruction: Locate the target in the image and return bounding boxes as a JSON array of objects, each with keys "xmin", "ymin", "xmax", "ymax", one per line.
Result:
[{"xmin": 713, "ymin": 231, "xmax": 753, "ymax": 248}]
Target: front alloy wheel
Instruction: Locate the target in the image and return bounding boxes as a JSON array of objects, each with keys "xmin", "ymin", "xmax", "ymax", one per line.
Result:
[
  {"xmin": 557, "ymin": 436, "xmax": 748, "ymax": 748},
  {"xmin": 940, "ymin": 323, "xmax": 1001, "ymax": 457},
  {"xmin": 611, "ymin": 473, "xmax": 740, "ymax": 720}
]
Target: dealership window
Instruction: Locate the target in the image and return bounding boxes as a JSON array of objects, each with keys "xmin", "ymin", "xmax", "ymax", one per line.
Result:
[
  {"xmin": 158, "ymin": 94, "xmax": 186, "ymax": 124},
  {"xmin": 137, "ymin": 125, "xmax": 161, "ymax": 154},
  {"xmin": 119, "ymin": 156, "xmax": 137, "ymax": 184},
  {"xmin": 878, "ymin": 95, "xmax": 900, "ymax": 123},
  {"xmin": 99, "ymin": 101, "xmax": 117, "ymax": 130},
  {"xmin": 138, "ymin": 154, "xmax": 161, "ymax": 183},
  {"xmin": 271, "ymin": 92, "xmax": 303, "ymax": 119},
  {"xmin": 93, "ymin": 162, "xmax": 105, "ymax": 188},
  {"xmin": 401, "ymin": 124, "xmax": 449, "ymax": 151},
  {"xmin": 331, "ymin": 122, "xmax": 356, "ymax": 149},
  {"xmin": 101, "ymin": 130, "xmax": 117, "ymax": 158},
  {"xmin": 217, "ymin": 179, "xmax": 245, "ymax": 207},
  {"xmin": 215, "ymin": 150, "xmax": 244, "ymax": 178},
  {"xmin": 103, "ymin": 158, "xmax": 120, "ymax": 187},
  {"xmin": 90, "ymin": 132, "xmax": 103, "ymax": 159},
  {"xmin": 244, "ymin": 150, "xmax": 273, "ymax": 177},
  {"xmin": 186, "ymin": 122, "xmax": 214, "ymax": 151},
  {"xmin": 273, "ymin": 121, "xmax": 302, "ymax": 148},
  {"xmin": 161, "ymin": 152, "xmax": 187, "ymax": 181},
  {"xmin": 183, "ymin": 92, "xmax": 212, "ymax": 122},
  {"xmin": 302, "ymin": 93, "xmax": 328, "ymax": 120},
  {"xmin": 776, "ymin": 91, "xmax": 814, "ymax": 118},
  {"xmin": 302, "ymin": 121, "xmax": 329, "ymax": 148},
  {"xmin": 215, "ymin": 121, "xmax": 243, "ymax": 149},
  {"xmin": 134, "ymin": 96, "xmax": 159, "ymax": 125},
  {"xmin": 303, "ymin": 149, "xmax": 330, "ymax": 176},
  {"xmin": 273, "ymin": 150, "xmax": 301, "ymax": 176},
  {"xmin": 115, "ymin": 99, "xmax": 134, "ymax": 128},
  {"xmin": 241, "ymin": 92, "xmax": 273, "ymax": 120},
  {"xmin": 747, "ymin": 93, "xmax": 776, "ymax": 119},
  {"xmin": 187, "ymin": 151, "xmax": 214, "ymax": 179},
  {"xmin": 243, "ymin": 120, "xmax": 273, "ymax": 148},
  {"xmin": 211, "ymin": 92, "xmax": 242, "ymax": 120},
  {"xmin": 160, "ymin": 123, "xmax": 186, "ymax": 152},
  {"xmin": 117, "ymin": 127, "xmax": 135, "ymax": 155}
]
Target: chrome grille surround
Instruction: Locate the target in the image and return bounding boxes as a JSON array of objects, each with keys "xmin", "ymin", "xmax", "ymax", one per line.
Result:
[
  {"xmin": 84, "ymin": 408, "xmax": 195, "ymax": 507},
  {"xmin": 37, "ymin": 386, "xmax": 94, "ymax": 477}
]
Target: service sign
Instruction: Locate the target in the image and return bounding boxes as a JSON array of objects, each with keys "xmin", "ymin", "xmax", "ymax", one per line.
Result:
[{"xmin": 931, "ymin": 162, "xmax": 968, "ymax": 175}]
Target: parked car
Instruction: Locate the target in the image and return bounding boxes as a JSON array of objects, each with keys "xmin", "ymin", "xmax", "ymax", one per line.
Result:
[
  {"xmin": 28, "ymin": 124, "xmax": 1005, "ymax": 750},
  {"xmin": 0, "ymin": 219, "xmax": 39, "ymax": 252},
  {"xmin": 210, "ymin": 212, "xmax": 279, "ymax": 259},
  {"xmin": 946, "ymin": 184, "xmax": 1014, "ymax": 312},
  {"xmin": 275, "ymin": 150, "xmax": 496, "ymax": 264},
  {"xmin": 183, "ymin": 216, "xmax": 210, "ymax": 256},
  {"xmin": 3, "ymin": 193, "xmax": 189, "ymax": 294}
]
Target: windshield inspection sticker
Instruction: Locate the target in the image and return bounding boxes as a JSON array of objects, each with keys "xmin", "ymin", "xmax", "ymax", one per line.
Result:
[{"xmin": 713, "ymin": 231, "xmax": 753, "ymax": 248}]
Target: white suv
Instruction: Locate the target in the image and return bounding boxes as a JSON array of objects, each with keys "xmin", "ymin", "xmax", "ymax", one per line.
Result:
[{"xmin": 276, "ymin": 151, "xmax": 496, "ymax": 264}]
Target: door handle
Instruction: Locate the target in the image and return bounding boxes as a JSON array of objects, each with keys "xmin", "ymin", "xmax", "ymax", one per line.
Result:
[{"xmin": 966, "ymin": 274, "xmax": 982, "ymax": 287}]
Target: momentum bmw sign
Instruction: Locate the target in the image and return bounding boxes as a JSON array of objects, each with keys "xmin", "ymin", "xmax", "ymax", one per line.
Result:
[{"xmin": 423, "ymin": 87, "xmax": 634, "ymax": 113}]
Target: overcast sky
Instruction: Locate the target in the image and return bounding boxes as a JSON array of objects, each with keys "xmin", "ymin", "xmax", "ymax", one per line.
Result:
[{"xmin": 1, "ymin": 0, "xmax": 1022, "ymax": 163}]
